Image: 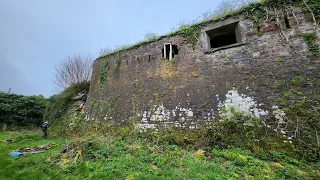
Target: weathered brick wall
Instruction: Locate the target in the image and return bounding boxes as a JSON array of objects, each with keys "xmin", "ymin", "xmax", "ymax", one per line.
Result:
[{"xmin": 86, "ymin": 8, "xmax": 319, "ymax": 131}]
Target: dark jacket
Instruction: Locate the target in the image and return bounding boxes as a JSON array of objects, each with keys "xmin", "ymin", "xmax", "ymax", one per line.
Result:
[{"xmin": 41, "ymin": 122, "xmax": 49, "ymax": 130}]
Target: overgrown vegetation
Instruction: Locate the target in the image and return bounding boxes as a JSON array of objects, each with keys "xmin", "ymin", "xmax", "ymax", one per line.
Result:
[
  {"xmin": 44, "ymin": 82, "xmax": 90, "ymax": 123},
  {"xmin": 99, "ymin": 60, "xmax": 109, "ymax": 89},
  {"xmin": 283, "ymin": 96, "xmax": 320, "ymax": 161},
  {"xmin": 48, "ymin": 96, "xmax": 319, "ymax": 162},
  {"xmin": 143, "ymin": 32, "xmax": 158, "ymax": 41},
  {"xmin": 0, "ymin": 132, "xmax": 68, "ymax": 180},
  {"xmin": 1, "ymin": 128, "xmax": 319, "ymax": 179},
  {"xmin": 3, "ymin": 0, "xmax": 320, "ymax": 178},
  {"xmin": 0, "ymin": 92, "xmax": 47, "ymax": 128},
  {"xmin": 303, "ymin": 33, "xmax": 320, "ymax": 55},
  {"xmin": 178, "ymin": 25, "xmax": 201, "ymax": 49},
  {"xmin": 98, "ymin": 0, "xmax": 319, "ymax": 59},
  {"xmin": 112, "ymin": 53, "xmax": 121, "ymax": 72},
  {"xmin": 2, "ymin": 81, "xmax": 320, "ymax": 179}
]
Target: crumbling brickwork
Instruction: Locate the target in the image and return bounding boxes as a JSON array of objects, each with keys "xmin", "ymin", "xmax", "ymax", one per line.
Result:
[{"xmin": 86, "ymin": 8, "xmax": 319, "ymax": 131}]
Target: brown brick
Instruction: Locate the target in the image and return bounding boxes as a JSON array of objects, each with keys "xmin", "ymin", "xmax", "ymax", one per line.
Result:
[{"xmin": 261, "ymin": 23, "xmax": 279, "ymax": 32}]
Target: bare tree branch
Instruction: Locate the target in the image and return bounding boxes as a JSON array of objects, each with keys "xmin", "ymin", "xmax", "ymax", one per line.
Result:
[{"xmin": 53, "ymin": 53, "xmax": 93, "ymax": 90}]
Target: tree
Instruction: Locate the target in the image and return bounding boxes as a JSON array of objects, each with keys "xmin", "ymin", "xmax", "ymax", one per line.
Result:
[{"xmin": 54, "ymin": 54, "xmax": 93, "ymax": 89}]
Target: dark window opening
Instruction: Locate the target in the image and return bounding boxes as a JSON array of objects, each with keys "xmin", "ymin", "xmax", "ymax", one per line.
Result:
[
  {"xmin": 162, "ymin": 44, "xmax": 178, "ymax": 60},
  {"xmin": 148, "ymin": 55, "xmax": 151, "ymax": 62},
  {"xmin": 284, "ymin": 16, "xmax": 291, "ymax": 29},
  {"xmin": 206, "ymin": 22, "xmax": 238, "ymax": 49},
  {"xmin": 210, "ymin": 32, "xmax": 236, "ymax": 48},
  {"xmin": 165, "ymin": 44, "xmax": 170, "ymax": 60},
  {"xmin": 126, "ymin": 60, "xmax": 128, "ymax": 65},
  {"xmin": 172, "ymin": 45, "xmax": 178, "ymax": 58}
]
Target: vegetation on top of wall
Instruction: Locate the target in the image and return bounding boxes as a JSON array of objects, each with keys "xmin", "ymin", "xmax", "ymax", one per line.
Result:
[
  {"xmin": 241, "ymin": 0, "xmax": 319, "ymax": 41},
  {"xmin": 303, "ymin": 33, "xmax": 320, "ymax": 55},
  {"xmin": 0, "ymin": 92, "xmax": 48, "ymax": 127},
  {"xmin": 98, "ymin": 0, "xmax": 318, "ymax": 59}
]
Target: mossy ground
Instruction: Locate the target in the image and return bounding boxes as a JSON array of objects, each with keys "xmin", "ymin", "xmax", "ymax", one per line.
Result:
[{"xmin": 0, "ymin": 131, "xmax": 319, "ymax": 180}]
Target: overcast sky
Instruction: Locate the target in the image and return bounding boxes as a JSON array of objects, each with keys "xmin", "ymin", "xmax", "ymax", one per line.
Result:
[{"xmin": 0, "ymin": 0, "xmax": 228, "ymax": 97}]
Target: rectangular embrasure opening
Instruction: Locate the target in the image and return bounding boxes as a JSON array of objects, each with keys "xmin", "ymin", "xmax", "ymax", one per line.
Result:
[{"xmin": 206, "ymin": 22, "xmax": 238, "ymax": 49}]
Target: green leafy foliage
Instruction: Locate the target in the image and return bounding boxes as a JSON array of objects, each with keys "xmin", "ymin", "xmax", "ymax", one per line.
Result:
[
  {"xmin": 112, "ymin": 53, "xmax": 121, "ymax": 72},
  {"xmin": 97, "ymin": 0, "xmax": 320, "ymax": 59},
  {"xmin": 177, "ymin": 25, "xmax": 201, "ymax": 49},
  {"xmin": 297, "ymin": 0, "xmax": 320, "ymax": 21},
  {"xmin": 99, "ymin": 60, "xmax": 109, "ymax": 89},
  {"xmin": 0, "ymin": 92, "xmax": 47, "ymax": 126},
  {"xmin": 285, "ymin": 97, "xmax": 320, "ymax": 161},
  {"xmin": 303, "ymin": 33, "xmax": 320, "ymax": 55},
  {"xmin": 44, "ymin": 82, "xmax": 90, "ymax": 122}
]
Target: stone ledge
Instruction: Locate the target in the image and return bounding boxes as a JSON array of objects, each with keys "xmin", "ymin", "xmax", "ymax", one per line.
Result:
[{"xmin": 205, "ymin": 42, "xmax": 246, "ymax": 54}]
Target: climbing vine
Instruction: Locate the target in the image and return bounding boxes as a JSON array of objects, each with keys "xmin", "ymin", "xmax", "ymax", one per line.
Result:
[
  {"xmin": 242, "ymin": 0, "xmax": 319, "ymax": 41},
  {"xmin": 303, "ymin": 33, "xmax": 320, "ymax": 55},
  {"xmin": 177, "ymin": 25, "xmax": 201, "ymax": 49},
  {"xmin": 99, "ymin": 60, "xmax": 109, "ymax": 89},
  {"xmin": 97, "ymin": 0, "xmax": 319, "ymax": 58},
  {"xmin": 112, "ymin": 53, "xmax": 121, "ymax": 72}
]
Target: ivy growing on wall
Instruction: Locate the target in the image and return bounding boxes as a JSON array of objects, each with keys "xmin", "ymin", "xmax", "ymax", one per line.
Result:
[
  {"xmin": 100, "ymin": 60, "xmax": 109, "ymax": 89},
  {"xmin": 241, "ymin": 0, "xmax": 319, "ymax": 41},
  {"xmin": 112, "ymin": 53, "xmax": 121, "ymax": 72},
  {"xmin": 177, "ymin": 25, "xmax": 201, "ymax": 49},
  {"xmin": 98, "ymin": 0, "xmax": 319, "ymax": 58}
]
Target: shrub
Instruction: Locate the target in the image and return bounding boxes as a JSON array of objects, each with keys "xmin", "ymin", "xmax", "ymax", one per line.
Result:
[
  {"xmin": 0, "ymin": 92, "xmax": 47, "ymax": 127},
  {"xmin": 44, "ymin": 82, "xmax": 90, "ymax": 122}
]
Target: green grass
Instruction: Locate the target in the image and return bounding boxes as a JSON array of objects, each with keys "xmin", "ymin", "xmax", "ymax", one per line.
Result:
[
  {"xmin": 0, "ymin": 131, "xmax": 319, "ymax": 179},
  {"xmin": 0, "ymin": 131, "xmax": 70, "ymax": 180}
]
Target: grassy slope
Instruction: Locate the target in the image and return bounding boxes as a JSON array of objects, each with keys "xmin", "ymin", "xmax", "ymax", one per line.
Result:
[
  {"xmin": 0, "ymin": 131, "xmax": 72, "ymax": 180},
  {"xmin": 1, "ymin": 132, "xmax": 319, "ymax": 180}
]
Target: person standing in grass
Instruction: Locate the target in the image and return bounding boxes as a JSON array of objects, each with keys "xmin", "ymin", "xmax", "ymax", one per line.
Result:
[{"xmin": 40, "ymin": 121, "xmax": 49, "ymax": 138}]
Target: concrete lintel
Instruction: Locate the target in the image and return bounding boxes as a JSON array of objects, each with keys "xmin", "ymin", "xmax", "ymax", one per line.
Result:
[{"xmin": 201, "ymin": 15, "xmax": 245, "ymax": 32}]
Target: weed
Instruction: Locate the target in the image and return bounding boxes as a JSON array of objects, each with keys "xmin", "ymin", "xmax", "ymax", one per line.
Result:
[
  {"xmin": 303, "ymin": 33, "xmax": 320, "ymax": 55},
  {"xmin": 277, "ymin": 58, "xmax": 284, "ymax": 62}
]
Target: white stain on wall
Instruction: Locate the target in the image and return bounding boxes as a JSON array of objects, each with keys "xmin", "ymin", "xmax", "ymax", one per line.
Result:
[
  {"xmin": 218, "ymin": 89, "xmax": 268, "ymax": 119},
  {"xmin": 136, "ymin": 88, "xmax": 271, "ymax": 132}
]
